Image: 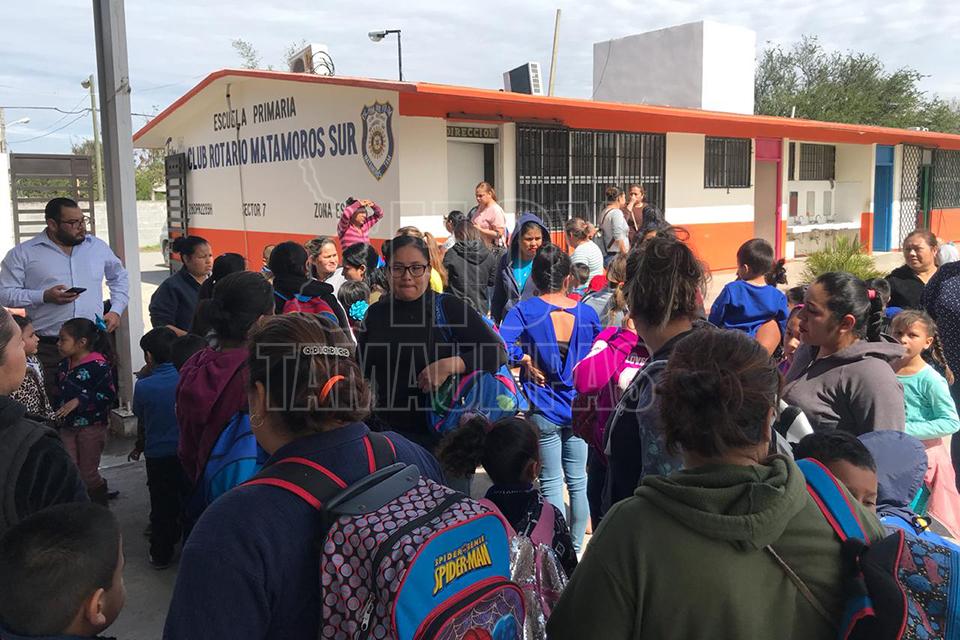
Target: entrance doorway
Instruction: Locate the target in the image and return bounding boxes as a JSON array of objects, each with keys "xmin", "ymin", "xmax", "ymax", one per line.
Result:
[
  {"xmin": 754, "ymin": 138, "xmax": 783, "ymax": 257},
  {"xmin": 446, "ymin": 141, "xmax": 495, "ymax": 216},
  {"xmin": 873, "ymin": 145, "xmax": 894, "ymax": 251}
]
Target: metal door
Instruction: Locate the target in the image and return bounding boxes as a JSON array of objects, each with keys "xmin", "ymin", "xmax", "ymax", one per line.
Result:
[
  {"xmin": 164, "ymin": 153, "xmax": 188, "ymax": 273},
  {"xmin": 873, "ymin": 146, "xmax": 894, "ymax": 251}
]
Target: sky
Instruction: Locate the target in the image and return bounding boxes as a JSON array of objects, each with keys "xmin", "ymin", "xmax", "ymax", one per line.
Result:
[{"xmin": 2, "ymin": 0, "xmax": 959, "ymax": 153}]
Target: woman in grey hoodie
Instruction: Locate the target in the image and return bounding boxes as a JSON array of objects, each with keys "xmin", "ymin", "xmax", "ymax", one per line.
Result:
[{"xmin": 783, "ymin": 271, "xmax": 905, "ymax": 435}]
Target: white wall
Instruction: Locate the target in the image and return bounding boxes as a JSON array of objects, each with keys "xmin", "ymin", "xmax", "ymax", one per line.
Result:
[
  {"xmin": 664, "ymin": 132, "xmax": 755, "ymax": 225},
  {"xmin": 834, "ymin": 142, "xmax": 874, "ymax": 223},
  {"xmin": 0, "ymin": 153, "xmax": 14, "ymax": 258},
  {"xmin": 891, "ymin": 144, "xmax": 904, "ymax": 247},
  {"xmin": 397, "ymin": 115, "xmax": 448, "ymax": 236},
  {"xmin": 499, "ymin": 123, "xmax": 518, "ymax": 232},
  {"xmin": 446, "ymin": 142, "xmax": 485, "ymax": 215},
  {"xmin": 593, "ymin": 21, "xmax": 755, "ymax": 114},
  {"xmin": 93, "ymin": 201, "xmax": 167, "ymax": 248},
  {"xmin": 700, "ymin": 22, "xmax": 756, "ymax": 114}
]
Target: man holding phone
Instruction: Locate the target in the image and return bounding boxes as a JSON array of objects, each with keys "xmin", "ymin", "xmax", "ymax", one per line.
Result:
[{"xmin": 0, "ymin": 197, "xmax": 129, "ymax": 398}]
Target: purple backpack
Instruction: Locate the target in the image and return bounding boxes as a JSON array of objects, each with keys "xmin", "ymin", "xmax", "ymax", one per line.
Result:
[{"xmin": 244, "ymin": 432, "xmax": 525, "ymax": 639}]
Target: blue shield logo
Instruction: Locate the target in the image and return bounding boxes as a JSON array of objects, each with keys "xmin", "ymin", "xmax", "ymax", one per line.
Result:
[{"xmin": 361, "ymin": 102, "xmax": 395, "ymax": 180}]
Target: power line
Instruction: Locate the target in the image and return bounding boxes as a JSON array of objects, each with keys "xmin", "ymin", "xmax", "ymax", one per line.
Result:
[
  {"xmin": 8, "ymin": 112, "xmax": 88, "ymax": 144},
  {"xmin": 1, "ymin": 105, "xmax": 156, "ymax": 118}
]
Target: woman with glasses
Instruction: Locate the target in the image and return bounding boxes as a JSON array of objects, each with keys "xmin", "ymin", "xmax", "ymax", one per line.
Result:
[{"xmin": 357, "ymin": 235, "xmax": 507, "ymax": 457}]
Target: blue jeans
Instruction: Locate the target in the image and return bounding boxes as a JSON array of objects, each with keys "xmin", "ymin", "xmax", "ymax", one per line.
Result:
[{"xmin": 529, "ymin": 413, "xmax": 588, "ymax": 552}]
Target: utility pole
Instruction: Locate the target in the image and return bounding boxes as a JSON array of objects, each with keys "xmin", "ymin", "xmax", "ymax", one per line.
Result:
[
  {"xmin": 548, "ymin": 9, "xmax": 561, "ymax": 96},
  {"xmin": 92, "ymin": 0, "xmax": 144, "ymax": 408},
  {"xmin": 0, "ymin": 108, "xmax": 6, "ymax": 154},
  {"xmin": 81, "ymin": 74, "xmax": 105, "ymax": 201}
]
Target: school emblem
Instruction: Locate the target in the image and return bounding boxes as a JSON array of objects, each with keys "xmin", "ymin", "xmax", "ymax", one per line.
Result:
[{"xmin": 361, "ymin": 102, "xmax": 394, "ymax": 180}]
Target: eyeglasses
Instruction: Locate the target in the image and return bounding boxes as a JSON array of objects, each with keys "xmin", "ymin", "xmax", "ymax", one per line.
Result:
[
  {"xmin": 59, "ymin": 216, "xmax": 90, "ymax": 229},
  {"xmin": 390, "ymin": 263, "xmax": 429, "ymax": 278}
]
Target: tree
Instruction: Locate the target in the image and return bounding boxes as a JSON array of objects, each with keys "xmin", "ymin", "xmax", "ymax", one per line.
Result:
[
  {"xmin": 72, "ymin": 138, "xmax": 165, "ymax": 201},
  {"xmin": 232, "ymin": 38, "xmax": 263, "ymax": 70},
  {"xmin": 755, "ymin": 36, "xmax": 960, "ymax": 133}
]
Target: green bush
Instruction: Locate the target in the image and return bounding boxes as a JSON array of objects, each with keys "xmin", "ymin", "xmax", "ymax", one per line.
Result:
[{"xmin": 802, "ymin": 236, "xmax": 884, "ymax": 282}]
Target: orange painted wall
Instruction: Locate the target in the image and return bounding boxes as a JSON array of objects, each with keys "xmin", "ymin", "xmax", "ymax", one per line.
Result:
[
  {"xmin": 187, "ymin": 228, "xmax": 389, "ymax": 267},
  {"xmin": 679, "ymin": 221, "xmax": 755, "ymax": 272},
  {"xmin": 929, "ymin": 209, "xmax": 960, "ymax": 243}
]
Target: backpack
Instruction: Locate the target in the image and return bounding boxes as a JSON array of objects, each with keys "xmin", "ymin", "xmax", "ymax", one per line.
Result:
[
  {"xmin": 184, "ymin": 411, "xmax": 265, "ymax": 526},
  {"xmin": 0, "ymin": 419, "xmax": 58, "ymax": 535},
  {"xmin": 244, "ymin": 432, "xmax": 525, "ymax": 640},
  {"xmin": 796, "ymin": 457, "xmax": 960, "ymax": 640},
  {"xmin": 479, "ymin": 498, "xmax": 567, "ymax": 640},
  {"xmin": 274, "ymin": 287, "xmax": 340, "ymax": 325},
  {"xmin": 592, "ymin": 207, "xmax": 619, "ymax": 255},
  {"xmin": 429, "ymin": 294, "xmax": 528, "ymax": 435}
]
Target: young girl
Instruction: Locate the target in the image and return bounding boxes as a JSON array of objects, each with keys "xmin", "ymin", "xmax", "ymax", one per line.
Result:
[
  {"xmin": 336, "ymin": 280, "xmax": 371, "ymax": 331},
  {"xmin": 708, "ymin": 239, "xmax": 789, "ymax": 347},
  {"xmin": 891, "ymin": 310, "xmax": 960, "ymax": 538},
  {"xmin": 10, "ymin": 315, "xmax": 52, "ymax": 422},
  {"xmin": 53, "ymin": 318, "xmax": 118, "ymax": 505},
  {"xmin": 437, "ymin": 415, "xmax": 578, "ymax": 579},
  {"xmin": 779, "ymin": 305, "xmax": 803, "ymax": 375}
]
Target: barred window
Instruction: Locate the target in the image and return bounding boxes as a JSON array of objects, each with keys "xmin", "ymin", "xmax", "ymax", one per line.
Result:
[
  {"xmin": 517, "ymin": 126, "xmax": 665, "ymax": 231},
  {"xmin": 799, "ymin": 144, "xmax": 836, "ymax": 181},
  {"xmin": 704, "ymin": 137, "xmax": 751, "ymax": 189},
  {"xmin": 933, "ymin": 149, "xmax": 960, "ymax": 209}
]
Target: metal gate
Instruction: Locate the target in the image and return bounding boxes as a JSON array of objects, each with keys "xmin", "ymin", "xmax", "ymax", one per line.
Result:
[
  {"xmin": 8, "ymin": 154, "xmax": 96, "ymax": 243},
  {"xmin": 899, "ymin": 145, "xmax": 935, "ymax": 246},
  {"xmin": 164, "ymin": 153, "xmax": 188, "ymax": 273},
  {"xmin": 517, "ymin": 126, "xmax": 666, "ymax": 232}
]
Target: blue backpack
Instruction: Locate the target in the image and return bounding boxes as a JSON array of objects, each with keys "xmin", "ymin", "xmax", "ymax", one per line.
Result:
[
  {"xmin": 798, "ymin": 458, "xmax": 960, "ymax": 640},
  {"xmin": 185, "ymin": 411, "xmax": 266, "ymax": 525},
  {"xmin": 244, "ymin": 431, "xmax": 525, "ymax": 639},
  {"xmin": 429, "ymin": 294, "xmax": 528, "ymax": 435}
]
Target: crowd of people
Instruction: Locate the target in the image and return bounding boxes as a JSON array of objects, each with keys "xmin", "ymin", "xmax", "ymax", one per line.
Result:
[{"xmin": 3, "ymin": 189, "xmax": 960, "ymax": 639}]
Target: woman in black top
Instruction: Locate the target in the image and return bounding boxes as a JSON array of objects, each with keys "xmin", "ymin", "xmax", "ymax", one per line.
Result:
[
  {"xmin": 887, "ymin": 229, "xmax": 939, "ymax": 309},
  {"xmin": 268, "ymin": 241, "xmax": 350, "ymax": 332},
  {"xmin": 149, "ymin": 236, "xmax": 213, "ymax": 335},
  {"xmin": 357, "ymin": 235, "xmax": 507, "ymax": 452},
  {"xmin": 442, "ymin": 219, "xmax": 497, "ymax": 314}
]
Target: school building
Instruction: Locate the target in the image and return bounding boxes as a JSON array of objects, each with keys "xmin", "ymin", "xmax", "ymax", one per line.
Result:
[{"xmin": 134, "ymin": 68, "xmax": 960, "ymax": 271}]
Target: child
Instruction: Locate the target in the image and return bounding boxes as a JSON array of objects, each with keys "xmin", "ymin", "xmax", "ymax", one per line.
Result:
[
  {"xmin": 0, "ymin": 503, "xmax": 125, "ymax": 639},
  {"xmin": 437, "ymin": 416, "xmax": 578, "ymax": 579},
  {"xmin": 53, "ymin": 318, "xmax": 117, "ymax": 506},
  {"xmin": 708, "ymin": 239, "xmax": 789, "ymax": 343},
  {"xmin": 337, "ymin": 280, "xmax": 371, "ymax": 330},
  {"xmin": 866, "ymin": 277, "xmax": 894, "ymax": 331},
  {"xmin": 337, "ymin": 197, "xmax": 384, "ymax": 248},
  {"xmin": 10, "ymin": 315, "xmax": 52, "ymax": 422},
  {"xmin": 890, "ymin": 310, "xmax": 960, "ymax": 538},
  {"xmin": 170, "ymin": 333, "xmax": 208, "ymax": 371},
  {"xmin": 568, "ymin": 262, "xmax": 591, "ymax": 301},
  {"xmin": 793, "ymin": 431, "xmax": 879, "ymax": 511},
  {"xmin": 779, "ymin": 305, "xmax": 803, "ymax": 375},
  {"xmin": 785, "ymin": 285, "xmax": 807, "ymax": 311},
  {"xmin": 128, "ymin": 327, "xmax": 184, "ymax": 569}
]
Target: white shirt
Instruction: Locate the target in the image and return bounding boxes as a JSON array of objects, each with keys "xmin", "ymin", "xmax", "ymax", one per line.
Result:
[
  {"xmin": 571, "ymin": 242, "xmax": 605, "ymax": 278},
  {"xmin": 0, "ymin": 232, "xmax": 129, "ymax": 337}
]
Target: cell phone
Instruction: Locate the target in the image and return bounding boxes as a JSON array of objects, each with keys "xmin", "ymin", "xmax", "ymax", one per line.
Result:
[{"xmin": 65, "ymin": 287, "xmax": 86, "ymax": 295}]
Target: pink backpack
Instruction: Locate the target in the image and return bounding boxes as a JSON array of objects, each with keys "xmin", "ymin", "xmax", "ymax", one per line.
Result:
[{"xmin": 480, "ymin": 499, "xmax": 567, "ymax": 639}]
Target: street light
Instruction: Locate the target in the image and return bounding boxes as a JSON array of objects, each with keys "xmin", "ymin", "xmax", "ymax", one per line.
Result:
[
  {"xmin": 10, "ymin": 117, "xmax": 30, "ymax": 126},
  {"xmin": 81, "ymin": 74, "xmax": 104, "ymax": 201},
  {"xmin": 368, "ymin": 29, "xmax": 403, "ymax": 81}
]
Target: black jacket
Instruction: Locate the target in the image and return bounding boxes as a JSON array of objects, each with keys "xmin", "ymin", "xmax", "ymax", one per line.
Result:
[
  {"xmin": 0, "ymin": 396, "xmax": 87, "ymax": 535},
  {"xmin": 887, "ymin": 264, "xmax": 926, "ymax": 310},
  {"xmin": 149, "ymin": 267, "xmax": 202, "ymax": 331},
  {"xmin": 272, "ymin": 275, "xmax": 350, "ymax": 333},
  {"xmin": 443, "ymin": 240, "xmax": 497, "ymax": 315}
]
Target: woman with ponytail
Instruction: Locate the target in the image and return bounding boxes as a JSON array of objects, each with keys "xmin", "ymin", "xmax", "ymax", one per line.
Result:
[
  {"xmin": 166, "ymin": 314, "xmax": 442, "ymax": 638},
  {"xmin": 149, "ymin": 235, "xmax": 213, "ymax": 335},
  {"xmin": 549, "ymin": 329, "xmax": 886, "ymax": 640},
  {"xmin": 783, "ymin": 271, "xmax": 905, "ymax": 435},
  {"xmin": 499, "ymin": 244, "xmax": 601, "ymax": 552}
]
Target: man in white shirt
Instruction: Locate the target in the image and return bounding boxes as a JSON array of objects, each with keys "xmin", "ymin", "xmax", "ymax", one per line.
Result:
[{"xmin": 0, "ymin": 198, "xmax": 129, "ymax": 397}]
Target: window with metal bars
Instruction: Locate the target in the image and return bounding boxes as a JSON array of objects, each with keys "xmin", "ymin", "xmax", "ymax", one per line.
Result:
[
  {"xmin": 704, "ymin": 137, "xmax": 751, "ymax": 189},
  {"xmin": 516, "ymin": 126, "xmax": 665, "ymax": 230},
  {"xmin": 799, "ymin": 144, "xmax": 836, "ymax": 181},
  {"xmin": 933, "ymin": 150, "xmax": 960, "ymax": 209}
]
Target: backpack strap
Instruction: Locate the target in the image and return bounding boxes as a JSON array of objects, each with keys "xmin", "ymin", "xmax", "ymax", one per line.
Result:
[
  {"xmin": 765, "ymin": 545, "xmax": 836, "ymax": 629},
  {"xmin": 363, "ymin": 432, "xmax": 396, "ymax": 473},
  {"xmin": 796, "ymin": 458, "xmax": 869, "ymax": 541},
  {"xmin": 433, "ymin": 293, "xmax": 454, "ymax": 344},
  {"xmin": 529, "ymin": 498, "xmax": 555, "ymax": 548},
  {"xmin": 244, "ymin": 457, "xmax": 348, "ymax": 510}
]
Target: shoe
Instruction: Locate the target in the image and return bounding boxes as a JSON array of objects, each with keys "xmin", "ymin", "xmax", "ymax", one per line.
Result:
[{"xmin": 149, "ymin": 554, "xmax": 171, "ymax": 570}]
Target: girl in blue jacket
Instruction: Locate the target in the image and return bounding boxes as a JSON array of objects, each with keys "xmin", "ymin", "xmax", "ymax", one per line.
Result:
[{"xmin": 500, "ymin": 244, "xmax": 601, "ymax": 551}]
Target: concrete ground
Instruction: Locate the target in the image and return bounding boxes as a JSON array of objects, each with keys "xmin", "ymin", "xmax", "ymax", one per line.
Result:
[{"xmin": 101, "ymin": 248, "xmax": 908, "ymax": 637}]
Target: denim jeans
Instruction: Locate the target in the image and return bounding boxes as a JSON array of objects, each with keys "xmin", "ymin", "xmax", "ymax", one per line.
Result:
[{"xmin": 529, "ymin": 413, "xmax": 588, "ymax": 552}]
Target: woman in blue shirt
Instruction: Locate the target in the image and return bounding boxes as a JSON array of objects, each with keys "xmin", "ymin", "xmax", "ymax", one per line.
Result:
[{"xmin": 500, "ymin": 245, "xmax": 601, "ymax": 551}]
